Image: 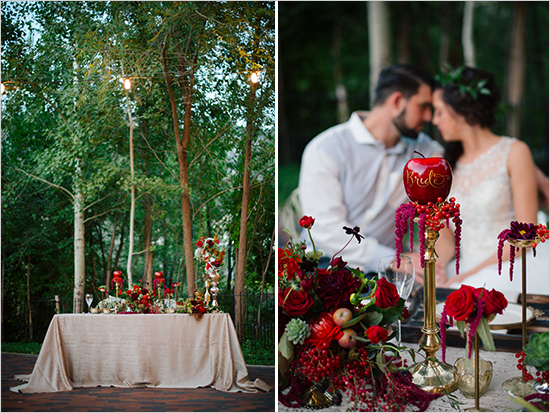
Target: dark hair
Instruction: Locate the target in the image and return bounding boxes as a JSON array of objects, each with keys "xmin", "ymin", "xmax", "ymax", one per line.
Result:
[
  {"xmin": 372, "ymin": 64, "xmax": 435, "ymax": 106},
  {"xmin": 438, "ymin": 67, "xmax": 501, "ymax": 168}
]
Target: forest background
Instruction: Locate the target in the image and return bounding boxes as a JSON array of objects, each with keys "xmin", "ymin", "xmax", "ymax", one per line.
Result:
[
  {"xmin": 278, "ymin": 1, "xmax": 549, "ymax": 228},
  {"xmin": 1, "ymin": 1, "xmax": 275, "ymax": 363}
]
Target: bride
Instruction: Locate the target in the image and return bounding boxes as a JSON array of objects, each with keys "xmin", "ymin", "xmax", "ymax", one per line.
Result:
[{"xmin": 431, "ymin": 66, "xmax": 549, "ymax": 300}]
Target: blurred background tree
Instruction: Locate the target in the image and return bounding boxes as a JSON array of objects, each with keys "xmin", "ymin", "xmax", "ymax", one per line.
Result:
[{"xmin": 278, "ymin": 1, "xmax": 549, "ymax": 208}]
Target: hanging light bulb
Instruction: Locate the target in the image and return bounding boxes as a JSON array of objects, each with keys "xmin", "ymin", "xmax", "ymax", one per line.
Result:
[
  {"xmin": 250, "ymin": 72, "xmax": 259, "ymax": 84},
  {"xmin": 1, "ymin": 83, "xmax": 5, "ymax": 94},
  {"xmin": 123, "ymin": 77, "xmax": 132, "ymax": 90}
]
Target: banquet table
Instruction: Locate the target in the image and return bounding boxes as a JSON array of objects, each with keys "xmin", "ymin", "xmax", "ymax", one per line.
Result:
[{"xmin": 11, "ymin": 313, "xmax": 270, "ymax": 394}]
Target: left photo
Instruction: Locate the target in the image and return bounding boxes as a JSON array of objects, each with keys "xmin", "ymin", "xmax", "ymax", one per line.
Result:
[{"xmin": 1, "ymin": 1, "xmax": 275, "ymax": 411}]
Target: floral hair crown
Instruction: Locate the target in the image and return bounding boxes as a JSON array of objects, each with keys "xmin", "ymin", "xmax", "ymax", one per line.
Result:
[{"xmin": 435, "ymin": 63, "xmax": 491, "ymax": 100}]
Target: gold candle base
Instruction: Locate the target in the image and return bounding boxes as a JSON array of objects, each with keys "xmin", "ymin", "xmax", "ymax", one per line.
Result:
[{"xmin": 411, "ymin": 223, "xmax": 457, "ymax": 394}]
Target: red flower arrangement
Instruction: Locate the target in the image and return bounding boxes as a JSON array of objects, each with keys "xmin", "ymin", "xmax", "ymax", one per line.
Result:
[
  {"xmin": 497, "ymin": 221, "xmax": 549, "ymax": 281},
  {"xmin": 439, "ymin": 285, "xmax": 508, "ymax": 362},
  {"xmin": 279, "ymin": 216, "xmax": 439, "ymax": 411}
]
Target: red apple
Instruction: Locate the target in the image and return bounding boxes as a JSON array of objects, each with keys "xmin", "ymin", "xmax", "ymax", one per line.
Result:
[
  {"xmin": 337, "ymin": 328, "xmax": 357, "ymax": 348},
  {"xmin": 333, "ymin": 308, "xmax": 353, "ymax": 326},
  {"xmin": 113, "ymin": 271, "xmax": 122, "ymax": 278},
  {"xmin": 403, "ymin": 154, "xmax": 452, "ymax": 204},
  {"xmin": 154, "ymin": 271, "xmax": 163, "ymax": 279}
]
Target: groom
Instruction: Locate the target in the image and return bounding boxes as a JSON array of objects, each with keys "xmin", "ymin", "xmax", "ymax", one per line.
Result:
[{"xmin": 298, "ymin": 64, "xmax": 442, "ymax": 279}]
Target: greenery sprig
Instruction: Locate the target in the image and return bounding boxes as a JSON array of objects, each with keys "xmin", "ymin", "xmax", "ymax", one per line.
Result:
[{"xmin": 435, "ymin": 63, "xmax": 491, "ymax": 100}]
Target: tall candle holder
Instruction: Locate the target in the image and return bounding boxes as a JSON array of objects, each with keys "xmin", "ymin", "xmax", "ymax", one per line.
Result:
[
  {"xmin": 501, "ymin": 239, "xmax": 536, "ymax": 398},
  {"xmin": 409, "ymin": 222, "xmax": 458, "ymax": 394},
  {"xmin": 463, "ymin": 333, "xmax": 493, "ymax": 412}
]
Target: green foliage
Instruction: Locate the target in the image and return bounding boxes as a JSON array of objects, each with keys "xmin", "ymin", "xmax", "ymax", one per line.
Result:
[
  {"xmin": 2, "ymin": 342, "xmax": 43, "ymax": 355},
  {"xmin": 240, "ymin": 339, "xmax": 275, "ymax": 366}
]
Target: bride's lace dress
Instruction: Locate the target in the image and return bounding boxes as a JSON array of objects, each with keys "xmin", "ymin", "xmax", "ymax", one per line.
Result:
[{"xmin": 445, "ymin": 137, "xmax": 549, "ymax": 299}]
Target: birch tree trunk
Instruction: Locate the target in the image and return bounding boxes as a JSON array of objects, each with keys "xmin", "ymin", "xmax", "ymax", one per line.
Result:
[
  {"xmin": 73, "ymin": 190, "xmax": 86, "ymax": 313},
  {"xmin": 126, "ymin": 88, "xmax": 135, "ymax": 287},
  {"xmin": 462, "ymin": 1, "xmax": 476, "ymax": 66},
  {"xmin": 506, "ymin": 1, "xmax": 526, "ymax": 138},
  {"xmin": 367, "ymin": 2, "xmax": 391, "ymax": 106}
]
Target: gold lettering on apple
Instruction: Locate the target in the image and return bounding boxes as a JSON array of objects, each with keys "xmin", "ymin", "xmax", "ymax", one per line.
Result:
[{"xmin": 405, "ymin": 169, "xmax": 451, "ymax": 189}]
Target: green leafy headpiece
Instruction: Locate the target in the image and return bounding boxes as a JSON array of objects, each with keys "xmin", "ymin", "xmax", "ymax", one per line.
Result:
[{"xmin": 435, "ymin": 63, "xmax": 491, "ymax": 100}]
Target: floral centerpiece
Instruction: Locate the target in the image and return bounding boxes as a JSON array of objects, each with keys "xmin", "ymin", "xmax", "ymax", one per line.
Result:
[
  {"xmin": 194, "ymin": 235, "xmax": 225, "ymax": 305},
  {"xmin": 497, "ymin": 221, "xmax": 549, "ymax": 281},
  {"xmin": 439, "ymin": 285, "xmax": 508, "ymax": 362},
  {"xmin": 279, "ymin": 216, "xmax": 440, "ymax": 411},
  {"xmin": 119, "ymin": 278, "xmax": 162, "ymax": 314}
]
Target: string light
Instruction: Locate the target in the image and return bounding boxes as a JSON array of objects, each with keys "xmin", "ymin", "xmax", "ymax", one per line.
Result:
[
  {"xmin": 1, "ymin": 83, "xmax": 5, "ymax": 94},
  {"xmin": 122, "ymin": 77, "xmax": 132, "ymax": 90},
  {"xmin": 250, "ymin": 71, "xmax": 259, "ymax": 84}
]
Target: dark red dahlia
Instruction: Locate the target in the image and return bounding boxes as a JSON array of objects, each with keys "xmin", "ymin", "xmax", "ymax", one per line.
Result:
[{"xmin": 316, "ymin": 268, "xmax": 361, "ymax": 311}]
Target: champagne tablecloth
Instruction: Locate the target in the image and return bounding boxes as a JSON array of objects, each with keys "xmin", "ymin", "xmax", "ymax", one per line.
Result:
[{"xmin": 12, "ymin": 313, "xmax": 270, "ymax": 393}]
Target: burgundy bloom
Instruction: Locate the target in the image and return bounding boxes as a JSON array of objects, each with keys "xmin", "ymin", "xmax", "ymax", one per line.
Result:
[
  {"xmin": 298, "ymin": 216, "xmax": 315, "ymax": 229},
  {"xmin": 329, "ymin": 256, "xmax": 347, "ymax": 270},
  {"xmin": 316, "ymin": 268, "xmax": 361, "ymax": 311},
  {"xmin": 509, "ymin": 221, "xmax": 538, "ymax": 240},
  {"xmin": 300, "ymin": 276, "xmax": 314, "ymax": 292}
]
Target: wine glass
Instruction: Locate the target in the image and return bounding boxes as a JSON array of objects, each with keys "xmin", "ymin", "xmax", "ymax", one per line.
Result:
[
  {"xmin": 378, "ymin": 255, "xmax": 414, "ymax": 346},
  {"xmin": 85, "ymin": 294, "xmax": 93, "ymax": 313}
]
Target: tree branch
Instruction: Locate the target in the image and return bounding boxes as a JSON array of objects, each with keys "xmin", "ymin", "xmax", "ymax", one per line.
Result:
[{"xmin": 14, "ymin": 167, "xmax": 75, "ymax": 202}]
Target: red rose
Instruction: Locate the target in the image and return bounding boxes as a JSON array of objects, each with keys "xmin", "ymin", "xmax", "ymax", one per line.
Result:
[
  {"xmin": 196, "ymin": 240, "xmax": 203, "ymax": 247},
  {"xmin": 374, "ymin": 277, "xmax": 400, "ymax": 309},
  {"xmin": 445, "ymin": 285, "xmax": 476, "ymax": 321},
  {"xmin": 365, "ymin": 325, "xmax": 389, "ymax": 344},
  {"xmin": 474, "ymin": 288, "xmax": 508, "ymax": 318},
  {"xmin": 306, "ymin": 312, "xmax": 343, "ymax": 348},
  {"xmin": 279, "ymin": 287, "xmax": 314, "ymax": 317},
  {"xmin": 298, "ymin": 215, "xmax": 315, "ymax": 229}
]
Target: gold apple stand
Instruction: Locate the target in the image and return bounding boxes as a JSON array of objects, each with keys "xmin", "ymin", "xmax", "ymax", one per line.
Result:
[{"xmin": 410, "ymin": 224, "xmax": 458, "ymax": 394}]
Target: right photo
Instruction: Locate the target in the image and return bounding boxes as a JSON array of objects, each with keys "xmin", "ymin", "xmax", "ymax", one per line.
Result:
[{"xmin": 277, "ymin": 2, "xmax": 549, "ymax": 411}]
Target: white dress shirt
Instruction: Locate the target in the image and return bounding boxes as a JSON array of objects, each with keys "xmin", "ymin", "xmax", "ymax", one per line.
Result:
[{"xmin": 298, "ymin": 111, "xmax": 443, "ymax": 273}]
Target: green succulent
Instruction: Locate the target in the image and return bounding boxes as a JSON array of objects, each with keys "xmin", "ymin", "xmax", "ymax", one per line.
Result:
[
  {"xmin": 524, "ymin": 332, "xmax": 549, "ymax": 371},
  {"xmin": 285, "ymin": 318, "xmax": 311, "ymax": 345}
]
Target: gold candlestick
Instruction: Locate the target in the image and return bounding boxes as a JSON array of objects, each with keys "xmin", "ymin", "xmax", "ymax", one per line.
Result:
[
  {"xmin": 464, "ymin": 334, "xmax": 493, "ymax": 412},
  {"xmin": 502, "ymin": 240, "xmax": 536, "ymax": 398},
  {"xmin": 410, "ymin": 224, "xmax": 457, "ymax": 394}
]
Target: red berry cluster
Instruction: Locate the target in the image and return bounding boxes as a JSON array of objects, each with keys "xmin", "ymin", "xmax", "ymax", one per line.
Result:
[
  {"xmin": 534, "ymin": 224, "xmax": 550, "ymax": 249},
  {"xmin": 516, "ymin": 351, "xmax": 534, "ymax": 381},
  {"xmin": 294, "ymin": 346, "xmax": 341, "ymax": 383},
  {"xmin": 413, "ymin": 197, "xmax": 461, "ymax": 231}
]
